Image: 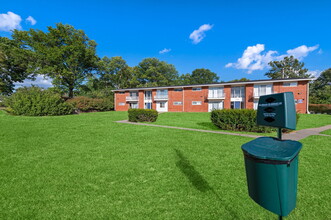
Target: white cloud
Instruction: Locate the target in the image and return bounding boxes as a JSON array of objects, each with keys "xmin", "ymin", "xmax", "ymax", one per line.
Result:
[
  {"xmin": 0, "ymin": 11, "xmax": 22, "ymax": 32},
  {"xmin": 189, "ymin": 24, "xmax": 213, "ymax": 44},
  {"xmin": 307, "ymin": 70, "xmax": 321, "ymax": 78},
  {"xmin": 159, "ymin": 48, "xmax": 171, "ymax": 54},
  {"xmin": 26, "ymin": 16, "xmax": 37, "ymax": 25},
  {"xmin": 286, "ymin": 45, "xmax": 319, "ymax": 60},
  {"xmin": 15, "ymin": 75, "xmax": 53, "ymax": 89},
  {"xmin": 226, "ymin": 44, "xmax": 319, "ymax": 73}
]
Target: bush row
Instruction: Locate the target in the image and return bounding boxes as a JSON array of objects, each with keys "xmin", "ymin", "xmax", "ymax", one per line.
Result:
[
  {"xmin": 128, "ymin": 109, "xmax": 158, "ymax": 122},
  {"xmin": 5, "ymin": 87, "xmax": 73, "ymax": 116},
  {"xmin": 309, "ymin": 104, "xmax": 331, "ymax": 114},
  {"xmin": 66, "ymin": 96, "xmax": 113, "ymax": 112},
  {"xmin": 211, "ymin": 109, "xmax": 274, "ymax": 133}
]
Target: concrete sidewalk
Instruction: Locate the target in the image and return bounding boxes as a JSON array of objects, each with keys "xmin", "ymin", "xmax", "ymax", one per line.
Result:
[{"xmin": 116, "ymin": 120, "xmax": 331, "ymax": 141}]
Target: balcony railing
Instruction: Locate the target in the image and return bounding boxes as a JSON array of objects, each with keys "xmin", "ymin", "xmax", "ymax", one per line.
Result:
[
  {"xmin": 253, "ymin": 92, "xmax": 273, "ymax": 98},
  {"xmin": 154, "ymin": 95, "xmax": 168, "ymax": 100},
  {"xmin": 126, "ymin": 96, "xmax": 139, "ymax": 101},
  {"xmin": 207, "ymin": 93, "xmax": 226, "ymax": 99},
  {"xmin": 144, "ymin": 96, "xmax": 152, "ymax": 101}
]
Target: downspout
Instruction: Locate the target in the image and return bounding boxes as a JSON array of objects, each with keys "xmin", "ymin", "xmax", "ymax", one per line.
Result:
[
  {"xmin": 307, "ymin": 81, "xmax": 310, "ymax": 114},
  {"xmin": 114, "ymin": 92, "xmax": 116, "ymax": 111},
  {"xmin": 182, "ymin": 87, "xmax": 184, "ymax": 112}
]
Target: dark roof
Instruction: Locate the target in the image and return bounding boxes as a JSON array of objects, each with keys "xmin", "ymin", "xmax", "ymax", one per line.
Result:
[{"xmin": 112, "ymin": 77, "xmax": 314, "ymax": 91}]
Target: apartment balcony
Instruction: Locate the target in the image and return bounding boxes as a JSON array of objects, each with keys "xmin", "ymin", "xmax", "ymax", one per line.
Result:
[
  {"xmin": 144, "ymin": 96, "xmax": 152, "ymax": 101},
  {"xmin": 253, "ymin": 92, "xmax": 273, "ymax": 99},
  {"xmin": 207, "ymin": 93, "xmax": 226, "ymax": 100},
  {"xmin": 126, "ymin": 96, "xmax": 139, "ymax": 102},
  {"xmin": 154, "ymin": 95, "xmax": 168, "ymax": 101}
]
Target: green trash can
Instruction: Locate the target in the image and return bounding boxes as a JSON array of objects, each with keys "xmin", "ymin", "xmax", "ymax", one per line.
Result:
[{"xmin": 241, "ymin": 137, "xmax": 302, "ymax": 217}]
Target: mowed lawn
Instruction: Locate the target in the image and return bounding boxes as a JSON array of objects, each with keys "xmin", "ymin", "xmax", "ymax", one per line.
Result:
[
  {"xmin": 152, "ymin": 112, "xmax": 331, "ymax": 136},
  {"xmin": 0, "ymin": 110, "xmax": 330, "ymax": 219}
]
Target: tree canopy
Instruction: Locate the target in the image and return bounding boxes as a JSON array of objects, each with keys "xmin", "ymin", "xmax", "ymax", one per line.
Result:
[
  {"xmin": 134, "ymin": 58, "xmax": 179, "ymax": 87},
  {"xmin": 310, "ymin": 68, "xmax": 331, "ymax": 104},
  {"xmin": 12, "ymin": 23, "xmax": 99, "ymax": 98},
  {"xmin": 265, "ymin": 56, "xmax": 311, "ymax": 79},
  {"xmin": 0, "ymin": 37, "xmax": 34, "ymax": 95}
]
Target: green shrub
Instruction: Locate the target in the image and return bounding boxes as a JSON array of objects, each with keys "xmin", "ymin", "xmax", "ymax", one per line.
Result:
[
  {"xmin": 0, "ymin": 95, "xmax": 6, "ymax": 107},
  {"xmin": 5, "ymin": 87, "xmax": 73, "ymax": 116},
  {"xmin": 211, "ymin": 109, "xmax": 274, "ymax": 133},
  {"xmin": 66, "ymin": 96, "xmax": 114, "ymax": 112},
  {"xmin": 128, "ymin": 109, "xmax": 158, "ymax": 122},
  {"xmin": 309, "ymin": 104, "xmax": 331, "ymax": 114}
]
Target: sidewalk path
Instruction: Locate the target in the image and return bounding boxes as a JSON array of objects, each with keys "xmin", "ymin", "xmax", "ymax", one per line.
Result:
[{"xmin": 116, "ymin": 120, "xmax": 331, "ymax": 141}]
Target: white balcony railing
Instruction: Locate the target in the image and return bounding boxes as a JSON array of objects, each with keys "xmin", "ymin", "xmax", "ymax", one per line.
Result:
[
  {"xmin": 144, "ymin": 96, "xmax": 152, "ymax": 101},
  {"xmin": 253, "ymin": 92, "xmax": 273, "ymax": 98},
  {"xmin": 208, "ymin": 93, "xmax": 226, "ymax": 99},
  {"xmin": 126, "ymin": 96, "xmax": 139, "ymax": 101},
  {"xmin": 154, "ymin": 95, "xmax": 168, "ymax": 100}
]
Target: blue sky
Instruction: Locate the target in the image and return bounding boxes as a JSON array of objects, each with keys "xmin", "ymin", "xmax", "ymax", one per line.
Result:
[{"xmin": 1, "ymin": 0, "xmax": 331, "ymax": 86}]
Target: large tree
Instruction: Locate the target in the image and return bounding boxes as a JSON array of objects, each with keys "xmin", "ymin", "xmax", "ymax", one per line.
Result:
[
  {"xmin": 265, "ymin": 56, "xmax": 311, "ymax": 79},
  {"xmin": 134, "ymin": 58, "xmax": 179, "ymax": 87},
  {"xmin": 97, "ymin": 56, "xmax": 133, "ymax": 89},
  {"xmin": 190, "ymin": 68, "xmax": 219, "ymax": 84},
  {"xmin": 310, "ymin": 68, "xmax": 331, "ymax": 104},
  {"xmin": 228, "ymin": 78, "xmax": 250, "ymax": 82},
  {"xmin": 12, "ymin": 23, "xmax": 99, "ymax": 98},
  {"xmin": 0, "ymin": 37, "xmax": 34, "ymax": 95}
]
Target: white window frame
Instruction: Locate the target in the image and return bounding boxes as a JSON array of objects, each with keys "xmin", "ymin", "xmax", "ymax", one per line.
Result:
[
  {"xmin": 192, "ymin": 101, "xmax": 202, "ymax": 105},
  {"xmin": 173, "ymin": 101, "xmax": 183, "ymax": 105},
  {"xmin": 283, "ymin": 82, "xmax": 298, "ymax": 87},
  {"xmin": 118, "ymin": 102, "xmax": 125, "ymax": 106}
]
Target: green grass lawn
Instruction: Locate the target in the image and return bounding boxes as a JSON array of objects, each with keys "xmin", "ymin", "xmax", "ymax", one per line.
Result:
[
  {"xmin": 151, "ymin": 112, "xmax": 331, "ymax": 136},
  {"xmin": 320, "ymin": 129, "xmax": 331, "ymax": 135},
  {"xmin": 0, "ymin": 110, "xmax": 330, "ymax": 219}
]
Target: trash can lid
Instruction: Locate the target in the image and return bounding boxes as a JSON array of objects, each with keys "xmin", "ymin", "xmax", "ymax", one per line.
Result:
[{"xmin": 241, "ymin": 137, "xmax": 302, "ymax": 161}]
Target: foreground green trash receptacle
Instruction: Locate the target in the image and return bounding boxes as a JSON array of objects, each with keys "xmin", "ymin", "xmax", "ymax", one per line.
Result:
[{"xmin": 242, "ymin": 137, "xmax": 302, "ymax": 217}]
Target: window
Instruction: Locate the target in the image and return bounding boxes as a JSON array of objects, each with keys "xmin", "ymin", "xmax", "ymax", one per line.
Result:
[
  {"xmin": 118, "ymin": 102, "xmax": 125, "ymax": 106},
  {"xmin": 231, "ymin": 101, "xmax": 245, "ymax": 109},
  {"xmin": 193, "ymin": 87, "xmax": 202, "ymax": 91},
  {"xmin": 192, "ymin": 101, "xmax": 202, "ymax": 105},
  {"xmin": 208, "ymin": 102, "xmax": 223, "ymax": 112},
  {"xmin": 145, "ymin": 91, "xmax": 152, "ymax": 100},
  {"xmin": 283, "ymin": 82, "xmax": 298, "ymax": 87},
  {"xmin": 130, "ymin": 91, "xmax": 138, "ymax": 97},
  {"xmin": 119, "ymin": 91, "xmax": 125, "ymax": 94},
  {"xmin": 174, "ymin": 88, "xmax": 183, "ymax": 92},
  {"xmin": 130, "ymin": 103, "xmax": 138, "ymax": 109},
  {"xmin": 173, "ymin": 101, "xmax": 182, "ymax": 105},
  {"xmin": 160, "ymin": 102, "xmax": 165, "ymax": 108},
  {"xmin": 231, "ymin": 86, "xmax": 245, "ymax": 98},
  {"xmin": 208, "ymin": 87, "xmax": 224, "ymax": 98},
  {"xmin": 156, "ymin": 89, "xmax": 168, "ymax": 98}
]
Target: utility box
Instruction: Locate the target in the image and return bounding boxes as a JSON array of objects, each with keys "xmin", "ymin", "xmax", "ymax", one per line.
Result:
[{"xmin": 257, "ymin": 92, "xmax": 296, "ymax": 130}]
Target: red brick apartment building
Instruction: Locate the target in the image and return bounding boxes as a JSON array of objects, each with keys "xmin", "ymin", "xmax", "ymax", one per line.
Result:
[{"xmin": 112, "ymin": 78, "xmax": 313, "ymax": 113}]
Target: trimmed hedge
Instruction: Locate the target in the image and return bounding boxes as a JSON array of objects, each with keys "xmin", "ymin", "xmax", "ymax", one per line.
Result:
[
  {"xmin": 66, "ymin": 96, "xmax": 114, "ymax": 112},
  {"xmin": 309, "ymin": 104, "xmax": 331, "ymax": 114},
  {"xmin": 5, "ymin": 87, "xmax": 73, "ymax": 116},
  {"xmin": 211, "ymin": 109, "xmax": 274, "ymax": 133},
  {"xmin": 128, "ymin": 109, "xmax": 158, "ymax": 122}
]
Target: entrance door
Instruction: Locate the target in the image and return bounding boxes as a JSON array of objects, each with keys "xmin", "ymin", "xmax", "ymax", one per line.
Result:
[{"xmin": 156, "ymin": 101, "xmax": 168, "ymax": 112}]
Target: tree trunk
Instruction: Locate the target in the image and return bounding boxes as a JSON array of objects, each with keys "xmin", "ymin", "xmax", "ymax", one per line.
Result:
[{"xmin": 68, "ymin": 85, "xmax": 74, "ymax": 98}]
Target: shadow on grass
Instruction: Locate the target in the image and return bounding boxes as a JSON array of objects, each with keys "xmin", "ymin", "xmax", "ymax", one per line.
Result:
[
  {"xmin": 196, "ymin": 122, "xmax": 219, "ymax": 130},
  {"xmin": 174, "ymin": 149, "xmax": 239, "ymax": 218}
]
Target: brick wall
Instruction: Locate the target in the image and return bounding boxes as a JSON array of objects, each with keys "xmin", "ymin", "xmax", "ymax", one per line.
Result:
[
  {"xmin": 183, "ymin": 87, "xmax": 208, "ymax": 112},
  {"xmin": 273, "ymin": 81, "xmax": 308, "ymax": 113},
  {"xmin": 245, "ymin": 84, "xmax": 254, "ymax": 109},
  {"xmin": 168, "ymin": 88, "xmax": 184, "ymax": 112},
  {"xmin": 115, "ymin": 91, "xmax": 129, "ymax": 111},
  {"xmin": 224, "ymin": 85, "xmax": 231, "ymax": 109}
]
